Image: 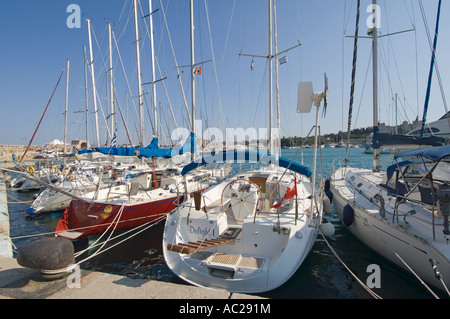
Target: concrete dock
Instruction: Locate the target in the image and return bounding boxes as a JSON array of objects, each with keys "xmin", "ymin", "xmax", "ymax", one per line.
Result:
[
  {"xmin": 0, "ymin": 177, "xmax": 12, "ymax": 258},
  {"xmin": 0, "ymin": 177, "xmax": 263, "ymax": 300},
  {"xmin": 0, "ymin": 256, "xmax": 263, "ymax": 299}
]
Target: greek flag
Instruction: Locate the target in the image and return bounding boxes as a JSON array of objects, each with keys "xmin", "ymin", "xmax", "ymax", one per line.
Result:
[
  {"xmin": 279, "ymin": 56, "xmax": 288, "ymax": 65},
  {"xmin": 109, "ymin": 129, "xmax": 117, "ymax": 152},
  {"xmin": 70, "ymin": 145, "xmax": 79, "ymax": 155}
]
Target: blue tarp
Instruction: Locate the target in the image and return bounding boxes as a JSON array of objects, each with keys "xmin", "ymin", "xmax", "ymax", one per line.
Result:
[
  {"xmin": 394, "ymin": 144, "xmax": 450, "ymax": 162},
  {"xmin": 180, "ymin": 151, "xmax": 312, "ymax": 178}
]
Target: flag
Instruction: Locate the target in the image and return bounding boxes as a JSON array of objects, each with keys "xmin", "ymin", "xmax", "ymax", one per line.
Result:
[
  {"xmin": 70, "ymin": 145, "xmax": 79, "ymax": 155},
  {"xmin": 272, "ymin": 178, "xmax": 297, "ymax": 209},
  {"xmin": 109, "ymin": 128, "xmax": 117, "ymax": 152},
  {"xmin": 193, "ymin": 66, "xmax": 202, "ymax": 75},
  {"xmin": 279, "ymin": 56, "xmax": 288, "ymax": 65},
  {"xmin": 250, "ymin": 59, "xmax": 254, "ymax": 71}
]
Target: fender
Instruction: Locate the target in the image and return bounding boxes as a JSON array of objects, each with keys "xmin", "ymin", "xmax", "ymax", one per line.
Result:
[{"xmin": 343, "ymin": 204, "xmax": 355, "ymax": 227}]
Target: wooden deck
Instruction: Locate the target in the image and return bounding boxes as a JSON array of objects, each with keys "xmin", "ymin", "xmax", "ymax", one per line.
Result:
[{"xmin": 167, "ymin": 237, "xmax": 236, "ymax": 254}]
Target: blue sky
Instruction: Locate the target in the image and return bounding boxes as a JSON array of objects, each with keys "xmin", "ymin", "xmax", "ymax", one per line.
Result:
[{"xmin": 0, "ymin": 0, "xmax": 448, "ymax": 146}]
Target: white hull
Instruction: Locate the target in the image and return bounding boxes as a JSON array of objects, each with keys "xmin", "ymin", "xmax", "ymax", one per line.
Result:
[
  {"xmin": 330, "ymin": 167, "xmax": 450, "ymax": 293},
  {"xmin": 163, "ymin": 167, "xmax": 322, "ymax": 293}
]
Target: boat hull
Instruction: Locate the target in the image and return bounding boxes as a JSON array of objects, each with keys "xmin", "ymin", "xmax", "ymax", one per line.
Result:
[
  {"xmin": 56, "ymin": 196, "xmax": 179, "ymax": 240},
  {"xmin": 330, "ymin": 167, "xmax": 450, "ymax": 293},
  {"xmin": 163, "ymin": 172, "xmax": 322, "ymax": 293}
]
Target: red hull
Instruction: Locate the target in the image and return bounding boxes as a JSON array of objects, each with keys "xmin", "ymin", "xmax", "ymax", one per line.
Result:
[{"xmin": 56, "ymin": 196, "xmax": 179, "ymax": 240}]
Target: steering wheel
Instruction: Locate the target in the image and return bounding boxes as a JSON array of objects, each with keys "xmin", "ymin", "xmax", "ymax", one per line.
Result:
[{"xmin": 221, "ymin": 178, "xmax": 263, "ymax": 223}]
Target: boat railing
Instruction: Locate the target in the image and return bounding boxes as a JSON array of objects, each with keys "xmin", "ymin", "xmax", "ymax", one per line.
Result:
[{"xmin": 392, "ymin": 192, "xmax": 441, "ymax": 240}]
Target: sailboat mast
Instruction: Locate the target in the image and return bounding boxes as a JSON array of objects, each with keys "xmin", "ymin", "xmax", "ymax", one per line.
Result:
[
  {"xmin": 149, "ymin": 0, "xmax": 158, "ymax": 138},
  {"xmin": 64, "ymin": 59, "xmax": 69, "ymax": 152},
  {"xmin": 371, "ymin": 0, "xmax": 380, "ymax": 172},
  {"xmin": 190, "ymin": 0, "xmax": 195, "ymax": 159},
  {"xmin": 87, "ymin": 19, "xmax": 101, "ymax": 147},
  {"xmin": 273, "ymin": 0, "xmax": 281, "ymax": 159},
  {"xmin": 83, "ymin": 45, "xmax": 90, "ymax": 149},
  {"xmin": 268, "ymin": 0, "xmax": 273, "ymax": 155},
  {"xmin": 134, "ymin": 0, "xmax": 145, "ymax": 147},
  {"xmin": 420, "ymin": 0, "xmax": 442, "ymax": 138},
  {"xmin": 108, "ymin": 23, "xmax": 115, "ymax": 140}
]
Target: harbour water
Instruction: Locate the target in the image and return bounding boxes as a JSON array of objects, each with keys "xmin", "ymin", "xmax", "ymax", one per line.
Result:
[{"xmin": 6, "ymin": 147, "xmax": 447, "ymax": 299}]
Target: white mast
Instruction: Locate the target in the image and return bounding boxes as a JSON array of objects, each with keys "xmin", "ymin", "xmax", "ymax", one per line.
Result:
[
  {"xmin": 190, "ymin": 0, "xmax": 195, "ymax": 159},
  {"xmin": 371, "ymin": 0, "xmax": 380, "ymax": 172},
  {"xmin": 108, "ymin": 23, "xmax": 115, "ymax": 141},
  {"xmin": 83, "ymin": 45, "xmax": 90, "ymax": 149},
  {"xmin": 273, "ymin": 0, "xmax": 281, "ymax": 159},
  {"xmin": 268, "ymin": 0, "xmax": 273, "ymax": 155},
  {"xmin": 87, "ymin": 19, "xmax": 100, "ymax": 147},
  {"xmin": 149, "ymin": 0, "xmax": 158, "ymax": 138},
  {"xmin": 134, "ymin": 0, "xmax": 145, "ymax": 147},
  {"xmin": 63, "ymin": 59, "xmax": 69, "ymax": 152}
]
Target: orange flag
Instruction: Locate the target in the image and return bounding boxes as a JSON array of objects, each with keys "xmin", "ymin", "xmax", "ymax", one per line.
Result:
[{"xmin": 193, "ymin": 66, "xmax": 202, "ymax": 75}]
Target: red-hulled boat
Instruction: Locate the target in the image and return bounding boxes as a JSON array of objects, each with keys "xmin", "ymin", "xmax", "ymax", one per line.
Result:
[
  {"xmin": 55, "ymin": 194, "xmax": 178, "ymax": 240},
  {"xmin": 55, "ymin": 169, "xmax": 221, "ymax": 240}
]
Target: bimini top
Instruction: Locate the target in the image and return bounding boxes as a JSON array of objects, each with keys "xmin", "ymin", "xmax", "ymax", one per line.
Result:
[
  {"xmin": 394, "ymin": 144, "xmax": 450, "ymax": 162},
  {"xmin": 180, "ymin": 150, "xmax": 312, "ymax": 178},
  {"xmin": 385, "ymin": 159, "xmax": 420, "ymax": 182}
]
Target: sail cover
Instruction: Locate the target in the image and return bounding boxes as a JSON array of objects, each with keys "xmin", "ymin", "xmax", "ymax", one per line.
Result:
[
  {"xmin": 181, "ymin": 150, "xmax": 312, "ymax": 178},
  {"xmin": 94, "ymin": 132, "xmax": 195, "ymax": 158},
  {"xmin": 372, "ymin": 129, "xmax": 446, "ymax": 149}
]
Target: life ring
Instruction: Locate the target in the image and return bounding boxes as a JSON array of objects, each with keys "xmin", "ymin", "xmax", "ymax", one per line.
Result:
[
  {"xmin": 342, "ymin": 204, "xmax": 354, "ymax": 227},
  {"xmin": 26, "ymin": 166, "xmax": 35, "ymax": 175}
]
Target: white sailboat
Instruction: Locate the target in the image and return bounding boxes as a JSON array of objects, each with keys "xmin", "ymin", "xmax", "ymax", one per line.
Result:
[
  {"xmin": 162, "ymin": 0, "xmax": 329, "ymax": 293},
  {"xmin": 329, "ymin": 0, "xmax": 450, "ymax": 296}
]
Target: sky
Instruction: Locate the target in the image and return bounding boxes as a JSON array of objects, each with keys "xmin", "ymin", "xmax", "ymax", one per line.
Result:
[{"xmin": 0, "ymin": 0, "xmax": 449, "ymax": 146}]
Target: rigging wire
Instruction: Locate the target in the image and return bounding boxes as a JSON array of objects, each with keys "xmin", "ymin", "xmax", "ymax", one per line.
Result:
[
  {"xmin": 159, "ymin": 0, "xmax": 192, "ymax": 130},
  {"xmin": 204, "ymin": 0, "xmax": 227, "ymax": 132}
]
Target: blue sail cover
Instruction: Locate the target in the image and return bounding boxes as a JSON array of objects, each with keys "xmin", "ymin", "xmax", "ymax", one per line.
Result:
[
  {"xmin": 180, "ymin": 151, "xmax": 312, "ymax": 178},
  {"xmin": 94, "ymin": 132, "xmax": 195, "ymax": 158},
  {"xmin": 372, "ymin": 128, "xmax": 445, "ymax": 149}
]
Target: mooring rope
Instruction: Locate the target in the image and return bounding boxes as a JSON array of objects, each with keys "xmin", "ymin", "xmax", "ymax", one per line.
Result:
[
  {"xmin": 319, "ymin": 229, "xmax": 382, "ymax": 299},
  {"xmin": 75, "ymin": 214, "xmax": 167, "ymax": 265},
  {"xmin": 74, "ymin": 204, "xmax": 126, "ymax": 260},
  {"xmin": 5, "ymin": 193, "xmax": 34, "ymax": 204}
]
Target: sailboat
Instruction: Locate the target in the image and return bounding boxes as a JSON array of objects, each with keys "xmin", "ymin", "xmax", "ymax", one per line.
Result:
[
  {"xmin": 55, "ymin": 0, "xmax": 224, "ymax": 240},
  {"xmin": 26, "ymin": 160, "xmax": 153, "ymax": 215},
  {"xmin": 162, "ymin": 0, "xmax": 328, "ymax": 293},
  {"xmin": 329, "ymin": 0, "xmax": 450, "ymax": 295},
  {"xmin": 406, "ymin": 111, "xmax": 450, "ymax": 141}
]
